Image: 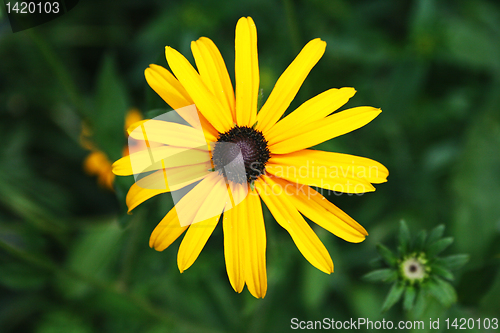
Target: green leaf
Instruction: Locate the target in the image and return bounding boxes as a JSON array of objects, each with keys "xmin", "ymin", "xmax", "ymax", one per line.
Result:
[
  {"xmin": 398, "ymin": 220, "xmax": 411, "ymax": 255},
  {"xmin": 443, "ymin": 16, "xmax": 500, "ymax": 69},
  {"xmin": 0, "ymin": 262, "xmax": 48, "ymax": 290},
  {"xmin": 427, "ymin": 277, "xmax": 457, "ymax": 307},
  {"xmin": 93, "ymin": 54, "xmax": 129, "ymax": 162},
  {"xmin": 426, "ymin": 224, "xmax": 445, "ymax": 246},
  {"xmin": 427, "ymin": 237, "xmax": 454, "ymax": 257},
  {"xmin": 363, "ymin": 268, "xmax": 398, "ymax": 283},
  {"xmin": 37, "ymin": 310, "xmax": 92, "ymax": 333},
  {"xmin": 451, "ymin": 113, "xmax": 500, "ymax": 258},
  {"xmin": 456, "ymin": 263, "xmax": 498, "ymax": 306},
  {"xmin": 114, "ymin": 177, "xmax": 135, "ymax": 229},
  {"xmin": 302, "ymin": 263, "xmax": 333, "ymax": 309},
  {"xmin": 56, "ymin": 221, "xmax": 124, "ymax": 299},
  {"xmin": 376, "ymin": 243, "xmax": 398, "ymax": 267},
  {"xmin": 414, "ymin": 230, "xmax": 427, "ymax": 252},
  {"xmin": 438, "ymin": 254, "xmax": 470, "ymax": 270},
  {"xmin": 403, "ymin": 285, "xmax": 416, "ymax": 311},
  {"xmin": 381, "ymin": 281, "xmax": 405, "ymax": 312}
]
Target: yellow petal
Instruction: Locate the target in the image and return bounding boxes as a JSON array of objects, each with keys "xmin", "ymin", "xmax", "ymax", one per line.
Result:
[
  {"xmin": 149, "ymin": 172, "xmax": 221, "ymax": 251},
  {"xmin": 112, "ymin": 155, "xmax": 134, "ymax": 176},
  {"xmin": 243, "ymin": 189, "xmax": 267, "ymax": 298},
  {"xmin": 112, "ymin": 146, "xmax": 210, "ymax": 176},
  {"xmin": 126, "ymin": 183, "xmax": 167, "ymax": 213},
  {"xmin": 180, "ymin": 110, "xmax": 219, "ymax": 141},
  {"xmin": 265, "ymin": 161, "xmax": 375, "ymax": 194},
  {"xmin": 177, "ymin": 214, "xmax": 220, "ymax": 273},
  {"xmin": 266, "ymin": 87, "xmax": 356, "ymax": 144},
  {"xmin": 136, "ymin": 161, "xmax": 211, "ymax": 190},
  {"xmin": 124, "ymin": 108, "xmax": 143, "ymax": 131},
  {"xmin": 126, "ymin": 162, "xmax": 212, "ymax": 213},
  {"xmin": 175, "ymin": 172, "xmax": 224, "ymax": 228},
  {"xmin": 192, "ymin": 37, "xmax": 235, "ymax": 120},
  {"xmin": 256, "ymin": 38, "xmax": 326, "ymax": 133},
  {"xmin": 189, "ymin": 174, "xmax": 230, "ymax": 225},
  {"xmin": 269, "ymin": 149, "xmax": 388, "ymax": 185},
  {"xmin": 222, "ymin": 184, "xmax": 267, "ymax": 297},
  {"xmin": 268, "ymin": 177, "xmax": 367, "ymax": 243},
  {"xmin": 177, "ymin": 175, "xmax": 227, "ymax": 272},
  {"xmin": 235, "ymin": 17, "xmax": 259, "ymax": 127},
  {"xmin": 149, "ymin": 207, "xmax": 188, "ymax": 251},
  {"xmin": 305, "ymin": 186, "xmax": 368, "ymax": 238},
  {"xmin": 255, "ymin": 175, "xmax": 333, "ymax": 274},
  {"xmin": 145, "ymin": 64, "xmax": 193, "ymax": 110},
  {"xmin": 84, "ymin": 151, "xmax": 114, "ymax": 191},
  {"xmin": 144, "ymin": 65, "xmax": 219, "ymax": 140},
  {"xmin": 269, "ymin": 106, "xmax": 382, "ymax": 154},
  {"xmin": 128, "ymin": 119, "xmax": 211, "ymax": 148},
  {"xmin": 222, "ymin": 185, "xmax": 247, "ymax": 293},
  {"xmin": 166, "ymin": 46, "xmax": 233, "ymax": 133}
]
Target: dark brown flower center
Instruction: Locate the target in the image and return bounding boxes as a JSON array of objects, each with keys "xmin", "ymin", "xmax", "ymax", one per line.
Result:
[{"xmin": 212, "ymin": 125, "xmax": 270, "ymax": 184}]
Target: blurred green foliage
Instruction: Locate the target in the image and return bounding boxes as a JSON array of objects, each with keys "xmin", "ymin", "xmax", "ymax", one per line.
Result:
[{"xmin": 1, "ymin": 0, "xmax": 500, "ymax": 332}]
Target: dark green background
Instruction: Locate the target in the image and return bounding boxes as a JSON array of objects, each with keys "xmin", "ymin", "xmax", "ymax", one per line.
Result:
[{"xmin": 1, "ymin": 0, "xmax": 499, "ymax": 332}]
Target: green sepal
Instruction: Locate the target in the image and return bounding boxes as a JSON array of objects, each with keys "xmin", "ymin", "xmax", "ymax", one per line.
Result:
[
  {"xmin": 438, "ymin": 254, "xmax": 470, "ymax": 270},
  {"xmin": 414, "ymin": 230, "xmax": 427, "ymax": 252},
  {"xmin": 430, "ymin": 264, "xmax": 454, "ymax": 281},
  {"xmin": 412, "ymin": 288, "xmax": 427, "ymax": 318},
  {"xmin": 403, "ymin": 285, "xmax": 416, "ymax": 311},
  {"xmin": 427, "ymin": 237, "xmax": 454, "ymax": 257},
  {"xmin": 426, "ymin": 224, "xmax": 445, "ymax": 246},
  {"xmin": 427, "ymin": 277, "xmax": 457, "ymax": 307},
  {"xmin": 381, "ymin": 281, "xmax": 405, "ymax": 312},
  {"xmin": 368, "ymin": 257, "xmax": 384, "ymax": 267},
  {"xmin": 376, "ymin": 243, "xmax": 398, "ymax": 267}
]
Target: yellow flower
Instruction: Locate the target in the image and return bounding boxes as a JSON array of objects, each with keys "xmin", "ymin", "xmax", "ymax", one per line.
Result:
[
  {"xmin": 83, "ymin": 150, "xmax": 115, "ymax": 190},
  {"xmin": 82, "ymin": 108, "xmax": 143, "ymax": 190},
  {"xmin": 113, "ymin": 17, "xmax": 388, "ymax": 298}
]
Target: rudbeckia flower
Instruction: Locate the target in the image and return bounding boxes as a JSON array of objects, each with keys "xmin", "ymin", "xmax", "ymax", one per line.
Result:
[{"xmin": 113, "ymin": 17, "xmax": 388, "ymax": 298}]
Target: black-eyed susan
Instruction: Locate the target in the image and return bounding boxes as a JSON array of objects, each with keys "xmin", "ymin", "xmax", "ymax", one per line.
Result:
[
  {"xmin": 112, "ymin": 17, "xmax": 388, "ymax": 298},
  {"xmin": 82, "ymin": 108, "xmax": 143, "ymax": 190}
]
